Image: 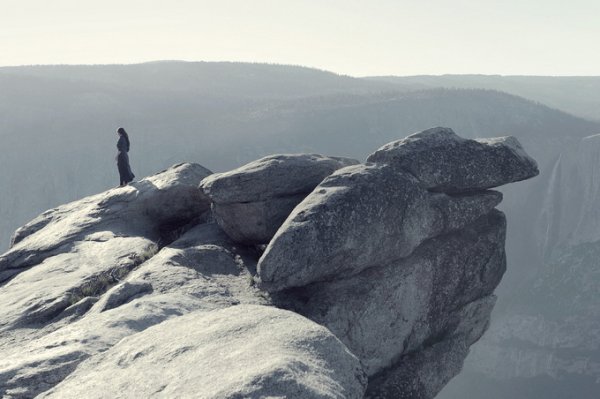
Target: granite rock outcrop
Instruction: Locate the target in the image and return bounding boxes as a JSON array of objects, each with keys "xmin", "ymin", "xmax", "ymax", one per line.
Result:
[
  {"xmin": 0, "ymin": 127, "xmax": 538, "ymax": 399},
  {"xmin": 200, "ymin": 154, "xmax": 358, "ymax": 244}
]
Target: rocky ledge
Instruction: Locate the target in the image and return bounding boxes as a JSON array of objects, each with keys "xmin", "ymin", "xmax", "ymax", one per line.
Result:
[{"xmin": 0, "ymin": 127, "xmax": 538, "ymax": 398}]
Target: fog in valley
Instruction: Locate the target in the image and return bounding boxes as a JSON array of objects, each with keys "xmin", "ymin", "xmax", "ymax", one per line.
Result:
[{"xmin": 1, "ymin": 62, "xmax": 599, "ymax": 398}]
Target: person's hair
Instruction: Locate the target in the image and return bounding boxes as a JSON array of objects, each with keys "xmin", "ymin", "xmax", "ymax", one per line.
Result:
[{"xmin": 117, "ymin": 127, "xmax": 130, "ymax": 151}]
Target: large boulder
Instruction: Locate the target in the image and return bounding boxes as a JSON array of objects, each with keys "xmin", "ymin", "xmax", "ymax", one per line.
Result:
[
  {"xmin": 281, "ymin": 211, "xmax": 506, "ymax": 376},
  {"xmin": 2, "ymin": 162, "xmax": 213, "ymax": 280},
  {"xmin": 253, "ymin": 129, "xmax": 538, "ymax": 398},
  {"xmin": 257, "ymin": 163, "xmax": 502, "ymax": 292},
  {"xmin": 0, "ymin": 164, "xmax": 222, "ymax": 398},
  {"xmin": 103, "ymin": 222, "xmax": 265, "ymax": 311},
  {"xmin": 0, "ymin": 222, "xmax": 266, "ymax": 399},
  {"xmin": 0, "ymin": 293, "xmax": 207, "ymax": 398},
  {"xmin": 40, "ymin": 305, "xmax": 367, "ymax": 399},
  {"xmin": 365, "ymin": 296, "xmax": 496, "ymax": 399},
  {"xmin": 200, "ymin": 154, "xmax": 358, "ymax": 244},
  {"xmin": 366, "ymin": 127, "xmax": 539, "ymax": 193},
  {"xmin": 0, "ymin": 163, "xmax": 213, "ymax": 331}
]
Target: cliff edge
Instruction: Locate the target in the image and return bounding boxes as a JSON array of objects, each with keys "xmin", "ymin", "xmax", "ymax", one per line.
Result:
[{"xmin": 0, "ymin": 127, "xmax": 538, "ymax": 399}]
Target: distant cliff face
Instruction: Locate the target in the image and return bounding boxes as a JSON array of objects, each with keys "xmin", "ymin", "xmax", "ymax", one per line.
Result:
[
  {"xmin": 445, "ymin": 133, "xmax": 600, "ymax": 399},
  {"xmin": 539, "ymin": 134, "xmax": 600, "ymax": 250},
  {"xmin": 0, "ymin": 127, "xmax": 538, "ymax": 399}
]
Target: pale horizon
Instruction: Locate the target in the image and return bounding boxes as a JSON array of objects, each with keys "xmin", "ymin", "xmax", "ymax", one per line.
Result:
[
  {"xmin": 2, "ymin": 0, "xmax": 599, "ymax": 76},
  {"xmin": 2, "ymin": 59, "xmax": 600, "ymax": 79}
]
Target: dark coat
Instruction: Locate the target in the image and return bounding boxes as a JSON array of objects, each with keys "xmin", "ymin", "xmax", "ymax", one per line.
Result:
[
  {"xmin": 117, "ymin": 136, "xmax": 135, "ymax": 183},
  {"xmin": 117, "ymin": 135, "xmax": 129, "ymax": 153}
]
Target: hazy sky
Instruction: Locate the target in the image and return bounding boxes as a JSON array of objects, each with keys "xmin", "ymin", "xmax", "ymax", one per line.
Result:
[{"xmin": 2, "ymin": 0, "xmax": 599, "ymax": 76}]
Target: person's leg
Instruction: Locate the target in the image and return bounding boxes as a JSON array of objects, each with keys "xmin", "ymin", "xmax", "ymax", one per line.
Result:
[
  {"xmin": 117, "ymin": 156, "xmax": 128, "ymax": 186},
  {"xmin": 119, "ymin": 152, "xmax": 134, "ymax": 185},
  {"xmin": 125, "ymin": 157, "xmax": 134, "ymax": 183}
]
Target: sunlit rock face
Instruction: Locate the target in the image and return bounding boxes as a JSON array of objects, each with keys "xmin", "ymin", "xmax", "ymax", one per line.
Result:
[{"xmin": 0, "ymin": 127, "xmax": 537, "ymax": 399}]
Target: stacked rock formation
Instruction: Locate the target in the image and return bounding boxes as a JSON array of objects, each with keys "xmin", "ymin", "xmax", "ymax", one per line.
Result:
[
  {"xmin": 252, "ymin": 127, "xmax": 538, "ymax": 398},
  {"xmin": 0, "ymin": 127, "xmax": 538, "ymax": 399},
  {"xmin": 199, "ymin": 154, "xmax": 358, "ymax": 244}
]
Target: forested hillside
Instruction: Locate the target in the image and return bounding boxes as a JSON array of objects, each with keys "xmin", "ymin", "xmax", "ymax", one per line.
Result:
[{"xmin": 368, "ymin": 75, "xmax": 600, "ymax": 121}]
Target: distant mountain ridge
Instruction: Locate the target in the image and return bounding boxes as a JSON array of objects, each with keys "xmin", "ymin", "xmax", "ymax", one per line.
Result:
[
  {"xmin": 0, "ymin": 61, "xmax": 404, "ymax": 99},
  {"xmin": 1, "ymin": 63, "xmax": 598, "ymax": 257},
  {"xmin": 367, "ymin": 74, "xmax": 600, "ymax": 121},
  {"xmin": 2, "ymin": 64, "xmax": 598, "ymax": 254}
]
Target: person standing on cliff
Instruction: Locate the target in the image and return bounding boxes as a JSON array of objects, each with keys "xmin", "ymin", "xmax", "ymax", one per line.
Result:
[{"xmin": 116, "ymin": 127, "xmax": 135, "ymax": 187}]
